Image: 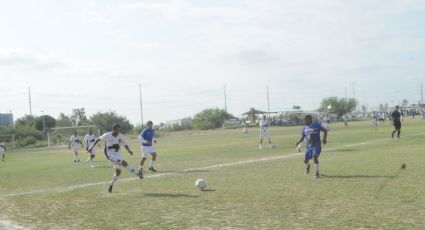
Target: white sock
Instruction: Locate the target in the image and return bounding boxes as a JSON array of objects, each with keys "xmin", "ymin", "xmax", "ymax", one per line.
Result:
[
  {"xmin": 305, "ymin": 163, "xmax": 310, "ymax": 167},
  {"xmin": 149, "ymin": 160, "xmax": 155, "ymax": 168},
  {"xmin": 110, "ymin": 174, "xmax": 118, "ymax": 186},
  {"xmin": 259, "ymin": 144, "xmax": 262, "ymax": 149},
  {"xmin": 315, "ymin": 163, "xmax": 319, "ymax": 174},
  {"xmin": 126, "ymin": 164, "xmax": 139, "ymax": 176}
]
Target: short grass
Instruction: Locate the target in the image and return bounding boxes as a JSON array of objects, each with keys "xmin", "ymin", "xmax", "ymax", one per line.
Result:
[{"xmin": 1, "ymin": 119, "xmax": 425, "ymax": 229}]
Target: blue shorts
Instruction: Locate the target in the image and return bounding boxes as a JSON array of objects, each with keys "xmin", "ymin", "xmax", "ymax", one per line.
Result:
[{"xmin": 305, "ymin": 146, "xmax": 321, "ymax": 160}]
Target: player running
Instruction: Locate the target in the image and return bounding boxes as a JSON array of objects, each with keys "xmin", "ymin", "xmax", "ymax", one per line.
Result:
[
  {"xmin": 139, "ymin": 121, "xmax": 158, "ymax": 173},
  {"xmin": 0, "ymin": 141, "xmax": 6, "ymax": 162},
  {"xmin": 259, "ymin": 115, "xmax": 273, "ymax": 150},
  {"xmin": 391, "ymin": 106, "xmax": 402, "ymax": 139},
  {"xmin": 296, "ymin": 115, "xmax": 328, "ymax": 178},
  {"xmin": 69, "ymin": 131, "xmax": 83, "ymax": 163},
  {"xmin": 84, "ymin": 128, "xmax": 97, "ymax": 167},
  {"xmin": 89, "ymin": 124, "xmax": 142, "ymax": 193}
]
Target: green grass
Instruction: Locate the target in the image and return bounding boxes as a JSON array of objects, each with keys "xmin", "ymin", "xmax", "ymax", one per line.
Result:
[{"xmin": 1, "ymin": 119, "xmax": 425, "ymax": 229}]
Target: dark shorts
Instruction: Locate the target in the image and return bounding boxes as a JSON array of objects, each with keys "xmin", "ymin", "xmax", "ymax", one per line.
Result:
[
  {"xmin": 305, "ymin": 146, "xmax": 321, "ymax": 160},
  {"xmin": 393, "ymin": 121, "xmax": 401, "ymax": 129}
]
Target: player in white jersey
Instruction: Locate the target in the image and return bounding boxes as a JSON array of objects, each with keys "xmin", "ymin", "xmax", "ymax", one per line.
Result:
[
  {"xmin": 69, "ymin": 131, "xmax": 83, "ymax": 163},
  {"xmin": 89, "ymin": 124, "xmax": 142, "ymax": 193},
  {"xmin": 259, "ymin": 115, "xmax": 273, "ymax": 150},
  {"xmin": 371, "ymin": 112, "xmax": 378, "ymax": 130},
  {"xmin": 0, "ymin": 141, "xmax": 6, "ymax": 162},
  {"xmin": 84, "ymin": 128, "xmax": 97, "ymax": 167},
  {"xmin": 242, "ymin": 122, "xmax": 249, "ymax": 137}
]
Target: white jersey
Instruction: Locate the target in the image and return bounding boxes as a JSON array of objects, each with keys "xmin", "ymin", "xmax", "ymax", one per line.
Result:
[
  {"xmin": 70, "ymin": 135, "xmax": 81, "ymax": 149},
  {"xmin": 259, "ymin": 119, "xmax": 268, "ymax": 132},
  {"xmin": 84, "ymin": 133, "xmax": 97, "ymax": 149},
  {"xmin": 0, "ymin": 142, "xmax": 5, "ymax": 154},
  {"xmin": 99, "ymin": 132, "xmax": 128, "ymax": 156}
]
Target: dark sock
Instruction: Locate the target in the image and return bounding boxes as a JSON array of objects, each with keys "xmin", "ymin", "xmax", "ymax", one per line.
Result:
[{"xmin": 398, "ymin": 131, "xmax": 400, "ymax": 137}]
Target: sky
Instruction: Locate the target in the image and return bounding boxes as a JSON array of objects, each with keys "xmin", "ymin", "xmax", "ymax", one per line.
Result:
[{"xmin": 0, "ymin": 0, "xmax": 424, "ymax": 124}]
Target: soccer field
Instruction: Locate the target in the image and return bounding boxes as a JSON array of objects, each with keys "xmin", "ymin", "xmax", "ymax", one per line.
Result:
[{"xmin": 1, "ymin": 120, "xmax": 425, "ymax": 229}]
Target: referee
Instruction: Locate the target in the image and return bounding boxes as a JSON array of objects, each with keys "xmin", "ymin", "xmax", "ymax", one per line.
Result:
[{"xmin": 391, "ymin": 106, "xmax": 402, "ymax": 138}]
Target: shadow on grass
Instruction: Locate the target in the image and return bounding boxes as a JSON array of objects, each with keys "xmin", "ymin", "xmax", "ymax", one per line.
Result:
[
  {"xmin": 201, "ymin": 189, "xmax": 216, "ymax": 192},
  {"xmin": 143, "ymin": 192, "xmax": 199, "ymax": 198},
  {"xmin": 321, "ymin": 174, "xmax": 396, "ymax": 179}
]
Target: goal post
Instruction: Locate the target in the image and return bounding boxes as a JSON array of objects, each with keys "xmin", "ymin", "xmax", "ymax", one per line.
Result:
[{"xmin": 47, "ymin": 125, "xmax": 100, "ymax": 148}]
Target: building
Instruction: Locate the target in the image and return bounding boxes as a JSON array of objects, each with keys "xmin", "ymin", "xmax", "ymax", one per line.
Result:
[
  {"xmin": 241, "ymin": 108, "xmax": 267, "ymax": 123},
  {"xmin": 0, "ymin": 113, "xmax": 13, "ymax": 127},
  {"xmin": 166, "ymin": 118, "xmax": 193, "ymax": 127}
]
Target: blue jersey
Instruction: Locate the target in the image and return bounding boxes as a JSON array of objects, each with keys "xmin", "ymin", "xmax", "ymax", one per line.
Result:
[
  {"xmin": 139, "ymin": 128, "xmax": 155, "ymax": 146},
  {"xmin": 301, "ymin": 122, "xmax": 326, "ymax": 148}
]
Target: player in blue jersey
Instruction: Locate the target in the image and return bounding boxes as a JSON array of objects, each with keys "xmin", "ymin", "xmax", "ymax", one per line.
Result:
[
  {"xmin": 139, "ymin": 121, "xmax": 158, "ymax": 173},
  {"xmin": 296, "ymin": 115, "xmax": 328, "ymax": 178}
]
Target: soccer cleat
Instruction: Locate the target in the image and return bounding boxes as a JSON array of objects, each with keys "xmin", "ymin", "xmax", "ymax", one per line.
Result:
[
  {"xmin": 138, "ymin": 168, "xmax": 144, "ymax": 180},
  {"xmin": 259, "ymin": 145, "xmax": 262, "ymax": 150},
  {"xmin": 90, "ymin": 164, "xmax": 95, "ymax": 168},
  {"xmin": 305, "ymin": 164, "xmax": 310, "ymax": 175},
  {"xmin": 77, "ymin": 159, "xmax": 80, "ymax": 163},
  {"xmin": 74, "ymin": 160, "xmax": 77, "ymax": 163},
  {"xmin": 108, "ymin": 185, "xmax": 113, "ymax": 193},
  {"xmin": 149, "ymin": 167, "xmax": 157, "ymax": 172}
]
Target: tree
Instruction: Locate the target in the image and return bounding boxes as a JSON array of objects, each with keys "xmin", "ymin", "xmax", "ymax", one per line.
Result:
[
  {"xmin": 90, "ymin": 111, "xmax": 134, "ymax": 133},
  {"xmin": 401, "ymin": 99, "xmax": 409, "ymax": 107},
  {"xmin": 71, "ymin": 108, "xmax": 88, "ymax": 126},
  {"xmin": 318, "ymin": 97, "xmax": 358, "ymax": 118},
  {"xmin": 35, "ymin": 115, "xmax": 56, "ymax": 131},
  {"xmin": 56, "ymin": 113, "xmax": 73, "ymax": 127},
  {"xmin": 193, "ymin": 108, "xmax": 235, "ymax": 130},
  {"xmin": 15, "ymin": 115, "xmax": 36, "ymax": 130}
]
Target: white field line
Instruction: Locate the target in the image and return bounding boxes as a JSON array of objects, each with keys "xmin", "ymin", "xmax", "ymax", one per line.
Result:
[
  {"xmin": 0, "ymin": 219, "xmax": 27, "ymax": 230},
  {"xmin": 1, "ymin": 133, "xmax": 424, "ymax": 200}
]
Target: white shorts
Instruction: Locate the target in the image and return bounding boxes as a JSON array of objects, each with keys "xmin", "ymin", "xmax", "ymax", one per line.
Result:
[
  {"xmin": 141, "ymin": 146, "xmax": 157, "ymax": 158},
  {"xmin": 260, "ymin": 130, "xmax": 270, "ymax": 140},
  {"xmin": 73, "ymin": 146, "xmax": 79, "ymax": 152},
  {"xmin": 322, "ymin": 123, "xmax": 330, "ymax": 131},
  {"xmin": 108, "ymin": 153, "xmax": 123, "ymax": 169}
]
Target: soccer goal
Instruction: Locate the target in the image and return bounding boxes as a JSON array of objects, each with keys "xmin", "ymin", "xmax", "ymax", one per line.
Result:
[
  {"xmin": 47, "ymin": 126, "xmax": 100, "ymax": 148},
  {"xmin": 0, "ymin": 134, "xmax": 16, "ymax": 149}
]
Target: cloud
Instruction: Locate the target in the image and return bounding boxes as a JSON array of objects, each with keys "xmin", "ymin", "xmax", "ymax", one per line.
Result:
[{"xmin": 0, "ymin": 48, "xmax": 64, "ymax": 71}]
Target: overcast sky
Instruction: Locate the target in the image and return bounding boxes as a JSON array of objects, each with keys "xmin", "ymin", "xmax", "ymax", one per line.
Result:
[{"xmin": 0, "ymin": 0, "xmax": 424, "ymax": 124}]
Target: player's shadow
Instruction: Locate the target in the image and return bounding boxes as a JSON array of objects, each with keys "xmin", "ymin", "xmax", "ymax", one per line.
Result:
[
  {"xmin": 201, "ymin": 189, "xmax": 216, "ymax": 192},
  {"xmin": 142, "ymin": 192, "xmax": 199, "ymax": 198},
  {"xmin": 321, "ymin": 174, "xmax": 396, "ymax": 179}
]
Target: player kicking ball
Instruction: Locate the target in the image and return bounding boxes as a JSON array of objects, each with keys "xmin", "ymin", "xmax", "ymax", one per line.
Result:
[
  {"xmin": 89, "ymin": 124, "xmax": 142, "ymax": 193},
  {"xmin": 259, "ymin": 115, "xmax": 274, "ymax": 150},
  {"xmin": 0, "ymin": 141, "xmax": 6, "ymax": 162},
  {"xmin": 139, "ymin": 121, "xmax": 158, "ymax": 173},
  {"xmin": 69, "ymin": 130, "xmax": 83, "ymax": 163},
  {"xmin": 84, "ymin": 128, "xmax": 97, "ymax": 167},
  {"xmin": 296, "ymin": 115, "xmax": 328, "ymax": 178}
]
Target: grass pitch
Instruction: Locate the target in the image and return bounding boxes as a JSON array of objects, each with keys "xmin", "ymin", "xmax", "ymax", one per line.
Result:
[{"xmin": 1, "ymin": 119, "xmax": 425, "ymax": 229}]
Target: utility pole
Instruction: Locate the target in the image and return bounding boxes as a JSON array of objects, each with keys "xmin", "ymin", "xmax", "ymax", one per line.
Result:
[
  {"xmin": 224, "ymin": 85, "xmax": 228, "ymax": 112},
  {"xmin": 28, "ymin": 87, "xmax": 32, "ymax": 116},
  {"xmin": 139, "ymin": 84, "xmax": 144, "ymax": 125},
  {"xmin": 421, "ymin": 84, "xmax": 423, "ymax": 105},
  {"xmin": 345, "ymin": 86, "xmax": 347, "ymax": 102},
  {"xmin": 267, "ymin": 85, "xmax": 271, "ymax": 120}
]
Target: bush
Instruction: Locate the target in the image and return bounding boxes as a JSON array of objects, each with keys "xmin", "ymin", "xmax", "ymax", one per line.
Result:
[
  {"xmin": 16, "ymin": 136, "xmax": 37, "ymax": 147},
  {"xmin": 193, "ymin": 108, "xmax": 235, "ymax": 130}
]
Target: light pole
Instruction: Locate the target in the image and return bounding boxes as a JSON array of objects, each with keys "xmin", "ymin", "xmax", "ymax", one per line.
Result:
[{"xmin": 41, "ymin": 110, "xmax": 46, "ymax": 133}]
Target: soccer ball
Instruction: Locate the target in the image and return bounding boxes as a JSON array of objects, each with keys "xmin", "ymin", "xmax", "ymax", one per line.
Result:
[{"xmin": 195, "ymin": 179, "xmax": 206, "ymax": 190}]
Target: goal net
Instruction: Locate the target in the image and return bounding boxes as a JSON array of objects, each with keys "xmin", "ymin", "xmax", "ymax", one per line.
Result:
[{"xmin": 47, "ymin": 126, "xmax": 100, "ymax": 148}]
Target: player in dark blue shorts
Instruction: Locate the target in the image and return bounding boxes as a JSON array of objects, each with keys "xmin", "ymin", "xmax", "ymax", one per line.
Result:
[
  {"xmin": 296, "ymin": 115, "xmax": 328, "ymax": 178},
  {"xmin": 391, "ymin": 106, "xmax": 402, "ymax": 138}
]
